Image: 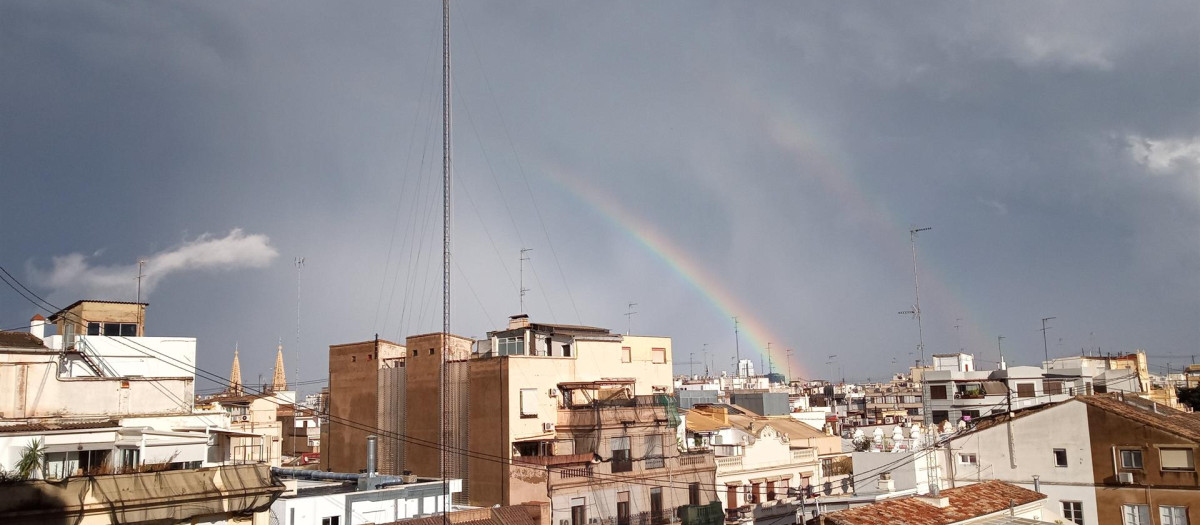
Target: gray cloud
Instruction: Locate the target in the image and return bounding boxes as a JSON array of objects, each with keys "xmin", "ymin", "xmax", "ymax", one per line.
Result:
[{"xmin": 28, "ymin": 229, "xmax": 277, "ymax": 300}]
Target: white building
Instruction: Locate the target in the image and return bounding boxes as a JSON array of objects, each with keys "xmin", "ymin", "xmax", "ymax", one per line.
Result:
[{"xmin": 271, "ymin": 475, "xmax": 462, "ymax": 525}]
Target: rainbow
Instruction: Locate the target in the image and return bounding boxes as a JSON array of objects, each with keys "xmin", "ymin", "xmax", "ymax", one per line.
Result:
[
  {"xmin": 538, "ymin": 160, "xmax": 807, "ymax": 379},
  {"xmin": 531, "ymin": 109, "xmax": 994, "ymax": 380}
]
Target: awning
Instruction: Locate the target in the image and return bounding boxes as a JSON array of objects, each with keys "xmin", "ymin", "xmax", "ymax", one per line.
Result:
[{"xmin": 982, "ymin": 381, "xmax": 1008, "ymax": 395}]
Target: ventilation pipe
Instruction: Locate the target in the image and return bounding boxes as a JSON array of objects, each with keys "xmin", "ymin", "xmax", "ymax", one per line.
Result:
[
  {"xmin": 367, "ymin": 434, "xmax": 378, "ymax": 477},
  {"xmin": 1032, "ymin": 475, "xmax": 1041, "ymax": 494}
]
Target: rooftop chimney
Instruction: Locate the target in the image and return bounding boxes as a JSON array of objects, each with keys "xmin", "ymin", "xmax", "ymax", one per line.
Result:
[
  {"xmin": 509, "ymin": 314, "xmax": 530, "ymax": 330},
  {"xmin": 877, "ymin": 472, "xmax": 895, "ymax": 493},
  {"xmin": 29, "ymin": 315, "xmax": 45, "ymax": 340}
]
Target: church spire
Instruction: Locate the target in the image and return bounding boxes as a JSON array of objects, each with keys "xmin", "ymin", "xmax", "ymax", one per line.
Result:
[
  {"xmin": 272, "ymin": 339, "xmax": 287, "ymax": 392},
  {"xmin": 229, "ymin": 344, "xmax": 244, "ymax": 396}
]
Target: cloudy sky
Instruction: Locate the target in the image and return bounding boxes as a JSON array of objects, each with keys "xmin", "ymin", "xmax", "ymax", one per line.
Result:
[{"xmin": 2, "ymin": 1, "xmax": 1197, "ymax": 393}]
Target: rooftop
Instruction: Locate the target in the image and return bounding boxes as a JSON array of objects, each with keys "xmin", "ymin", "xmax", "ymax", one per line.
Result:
[
  {"xmin": 817, "ymin": 481, "xmax": 1045, "ymax": 525},
  {"xmin": 47, "ymin": 299, "xmax": 147, "ymax": 322}
]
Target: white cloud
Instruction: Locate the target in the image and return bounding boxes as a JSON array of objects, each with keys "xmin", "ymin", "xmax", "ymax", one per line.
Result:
[
  {"xmin": 1127, "ymin": 135, "xmax": 1200, "ymax": 174},
  {"xmin": 1009, "ymin": 34, "xmax": 1114, "ymax": 71},
  {"xmin": 29, "ymin": 229, "xmax": 278, "ymax": 299}
]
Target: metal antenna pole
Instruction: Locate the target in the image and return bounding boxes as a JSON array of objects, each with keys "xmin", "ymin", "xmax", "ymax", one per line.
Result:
[
  {"xmin": 954, "ymin": 318, "xmax": 963, "ymax": 353},
  {"xmin": 733, "ymin": 316, "xmax": 741, "ymax": 377},
  {"xmin": 295, "ymin": 257, "xmax": 305, "ymax": 354},
  {"xmin": 519, "ymin": 248, "xmax": 531, "ymax": 313},
  {"xmin": 702, "ymin": 343, "xmax": 709, "ymax": 377},
  {"xmin": 440, "ymin": 0, "xmax": 451, "ymax": 517},
  {"xmin": 135, "ymin": 259, "xmax": 146, "ymax": 334},
  {"xmin": 908, "ymin": 227, "xmax": 931, "ymax": 367},
  {"xmin": 625, "ymin": 303, "xmax": 637, "ymax": 335},
  {"xmin": 689, "ymin": 352, "xmax": 694, "ymax": 377},
  {"xmin": 1040, "ymin": 317, "xmax": 1056, "ymax": 369},
  {"xmin": 997, "ymin": 335, "xmax": 1006, "ymax": 369},
  {"xmin": 786, "ymin": 348, "xmax": 794, "ymax": 384}
]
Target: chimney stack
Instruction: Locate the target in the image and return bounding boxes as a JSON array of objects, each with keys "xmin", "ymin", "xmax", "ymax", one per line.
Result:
[
  {"xmin": 508, "ymin": 314, "xmax": 530, "ymax": 329},
  {"xmin": 30, "ymin": 315, "xmax": 45, "ymax": 340},
  {"xmin": 877, "ymin": 472, "xmax": 895, "ymax": 493}
]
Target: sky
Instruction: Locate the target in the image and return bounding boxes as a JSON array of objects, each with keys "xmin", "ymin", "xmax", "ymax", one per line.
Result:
[{"xmin": 1, "ymin": 1, "xmax": 1197, "ymax": 395}]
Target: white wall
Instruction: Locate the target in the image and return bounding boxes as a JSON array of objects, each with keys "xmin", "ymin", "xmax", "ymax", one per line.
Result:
[
  {"xmin": 73, "ymin": 336, "xmax": 196, "ymax": 378},
  {"xmin": 945, "ymin": 400, "xmax": 1098, "ymax": 525}
]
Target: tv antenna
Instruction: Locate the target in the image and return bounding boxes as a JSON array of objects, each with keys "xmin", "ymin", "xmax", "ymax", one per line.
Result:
[
  {"xmin": 732, "ymin": 316, "xmax": 741, "ymax": 377},
  {"xmin": 519, "ymin": 248, "xmax": 532, "ymax": 312},
  {"xmin": 625, "ymin": 302, "xmax": 637, "ymax": 335},
  {"xmin": 295, "ymin": 257, "xmax": 305, "ymax": 354}
]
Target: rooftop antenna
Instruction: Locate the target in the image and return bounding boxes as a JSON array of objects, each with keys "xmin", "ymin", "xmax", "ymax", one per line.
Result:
[
  {"xmin": 786, "ymin": 348, "xmax": 794, "ymax": 383},
  {"xmin": 1040, "ymin": 316, "xmax": 1056, "ymax": 369},
  {"xmin": 689, "ymin": 352, "xmax": 695, "ymax": 377},
  {"xmin": 135, "ymin": 259, "xmax": 146, "ymax": 334},
  {"xmin": 733, "ymin": 316, "xmax": 741, "ymax": 377},
  {"xmin": 702, "ymin": 343, "xmax": 709, "ymax": 377},
  {"xmin": 955, "ymin": 318, "xmax": 963, "ymax": 353},
  {"xmin": 906, "ymin": 226, "xmax": 931, "ymax": 367},
  {"xmin": 519, "ymin": 248, "xmax": 531, "ymax": 313},
  {"xmin": 997, "ymin": 335, "xmax": 1006, "ymax": 369},
  {"xmin": 767, "ymin": 342, "xmax": 774, "ymax": 375},
  {"xmin": 625, "ymin": 302, "xmax": 637, "ymax": 335},
  {"xmin": 295, "ymin": 257, "xmax": 305, "ymax": 355}
]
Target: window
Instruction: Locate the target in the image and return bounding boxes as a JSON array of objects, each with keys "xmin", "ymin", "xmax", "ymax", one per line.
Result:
[
  {"xmin": 689, "ymin": 482, "xmax": 701, "ymax": 506},
  {"xmin": 932, "ymin": 410, "xmax": 949, "ymax": 424},
  {"xmin": 571, "ymin": 497, "xmax": 587, "ymax": 525},
  {"xmin": 652, "ymin": 348, "xmax": 667, "ymax": 364},
  {"xmin": 725, "ymin": 485, "xmax": 738, "ymax": 510},
  {"xmin": 766, "ymin": 480, "xmax": 776, "ymax": 501},
  {"xmin": 1054, "ymin": 448, "xmax": 1068, "ymax": 467},
  {"xmin": 560, "ymin": 343, "xmax": 572, "ymax": 357},
  {"xmin": 1160, "ymin": 506, "xmax": 1190, "ymax": 525},
  {"xmin": 519, "ymin": 388, "xmax": 538, "ymax": 418},
  {"xmin": 104, "ymin": 323, "xmax": 122, "ymax": 336},
  {"xmin": 1120, "ymin": 449, "xmax": 1144, "ymax": 469},
  {"xmin": 1017, "ymin": 383, "xmax": 1036, "ymax": 398},
  {"xmin": 87, "ymin": 322, "xmax": 101, "ymax": 335},
  {"xmin": 1122, "ymin": 504, "xmax": 1150, "ymax": 525},
  {"xmin": 1161, "ymin": 448, "xmax": 1196, "ymax": 471},
  {"xmin": 650, "ymin": 487, "xmax": 665, "ymax": 524},
  {"xmin": 961, "ymin": 410, "xmax": 980, "ymax": 420},
  {"xmin": 120, "ymin": 449, "xmax": 140, "ymax": 470},
  {"xmin": 1061, "ymin": 501, "xmax": 1083, "ymax": 525},
  {"xmin": 645, "ymin": 434, "xmax": 664, "ymax": 469},
  {"xmin": 958, "ymin": 453, "xmax": 978, "ymax": 465},
  {"xmin": 497, "ymin": 336, "xmax": 525, "ymax": 356},
  {"xmin": 611, "ymin": 437, "xmax": 632, "ymax": 473},
  {"xmin": 322, "ymin": 516, "xmax": 341, "ymax": 525},
  {"xmin": 120, "ymin": 323, "xmax": 137, "ymax": 336},
  {"xmin": 1046, "ymin": 381, "xmax": 1064, "ymax": 395},
  {"xmin": 621, "ymin": 347, "xmax": 631, "ymax": 363},
  {"xmin": 930, "ymin": 385, "xmax": 947, "ymax": 400},
  {"xmin": 429, "ymin": 348, "xmax": 435, "ymax": 355},
  {"xmin": 617, "ymin": 492, "xmax": 631, "ymax": 525},
  {"xmin": 412, "ymin": 349, "xmax": 417, "ymax": 357}
]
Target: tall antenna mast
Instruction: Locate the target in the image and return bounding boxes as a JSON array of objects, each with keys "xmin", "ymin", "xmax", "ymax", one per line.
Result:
[
  {"xmin": 295, "ymin": 257, "xmax": 305, "ymax": 354},
  {"xmin": 519, "ymin": 248, "xmax": 531, "ymax": 312},
  {"xmin": 440, "ymin": 0, "xmax": 452, "ymax": 517},
  {"xmin": 767, "ymin": 342, "xmax": 773, "ymax": 375},
  {"xmin": 702, "ymin": 343, "xmax": 709, "ymax": 377},
  {"xmin": 732, "ymin": 316, "xmax": 741, "ymax": 377},
  {"xmin": 908, "ymin": 226, "xmax": 931, "ymax": 367},
  {"xmin": 786, "ymin": 348, "xmax": 794, "ymax": 383},
  {"xmin": 1040, "ymin": 316, "xmax": 1056, "ymax": 369},
  {"xmin": 954, "ymin": 318, "xmax": 963, "ymax": 353},
  {"xmin": 625, "ymin": 302, "xmax": 637, "ymax": 335}
]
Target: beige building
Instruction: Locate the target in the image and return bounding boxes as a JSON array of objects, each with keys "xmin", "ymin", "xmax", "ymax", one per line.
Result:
[{"xmin": 325, "ymin": 315, "xmax": 718, "ymax": 525}]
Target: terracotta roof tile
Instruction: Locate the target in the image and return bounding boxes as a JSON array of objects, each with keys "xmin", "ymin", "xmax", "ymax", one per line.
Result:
[
  {"xmin": 0, "ymin": 420, "xmax": 120, "ymax": 433},
  {"xmin": 820, "ymin": 481, "xmax": 1045, "ymax": 525},
  {"xmin": 490, "ymin": 506, "xmax": 539, "ymax": 525},
  {"xmin": 0, "ymin": 330, "xmax": 47, "ymax": 349},
  {"xmin": 1078, "ymin": 394, "xmax": 1200, "ymax": 442}
]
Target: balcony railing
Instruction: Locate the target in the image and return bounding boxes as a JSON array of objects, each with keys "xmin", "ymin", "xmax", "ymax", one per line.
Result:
[
  {"xmin": 790, "ymin": 449, "xmax": 816, "ymax": 463},
  {"xmin": 714, "ymin": 456, "xmax": 743, "ymax": 470}
]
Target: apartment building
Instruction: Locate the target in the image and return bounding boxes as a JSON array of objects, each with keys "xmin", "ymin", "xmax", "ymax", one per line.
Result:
[
  {"xmin": 321, "ymin": 337, "xmax": 407, "ymax": 473},
  {"xmin": 326, "ymin": 315, "xmax": 720, "ymax": 525},
  {"xmin": 941, "ymin": 394, "xmax": 1199, "ymax": 525},
  {"xmin": 682, "ymin": 403, "xmax": 845, "ymax": 524}
]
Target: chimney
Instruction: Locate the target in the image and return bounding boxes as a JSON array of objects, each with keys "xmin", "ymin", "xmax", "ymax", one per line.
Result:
[
  {"xmin": 1032, "ymin": 475, "xmax": 1041, "ymax": 494},
  {"xmin": 366, "ymin": 435, "xmax": 377, "ymax": 476},
  {"xmin": 877, "ymin": 472, "xmax": 895, "ymax": 493},
  {"xmin": 508, "ymin": 314, "xmax": 530, "ymax": 329},
  {"xmin": 30, "ymin": 315, "xmax": 45, "ymax": 340}
]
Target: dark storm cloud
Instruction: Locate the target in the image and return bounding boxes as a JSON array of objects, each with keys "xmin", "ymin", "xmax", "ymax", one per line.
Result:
[{"xmin": 1, "ymin": 1, "xmax": 1195, "ymax": 388}]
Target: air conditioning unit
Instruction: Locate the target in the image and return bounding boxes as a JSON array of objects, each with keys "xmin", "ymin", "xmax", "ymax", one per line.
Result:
[
  {"xmin": 543, "ymin": 422, "xmax": 556, "ymax": 432},
  {"xmin": 240, "ymin": 415, "xmax": 250, "ymax": 422},
  {"xmin": 1118, "ymin": 472, "xmax": 1134, "ymax": 484},
  {"xmin": 548, "ymin": 389, "xmax": 558, "ymax": 398}
]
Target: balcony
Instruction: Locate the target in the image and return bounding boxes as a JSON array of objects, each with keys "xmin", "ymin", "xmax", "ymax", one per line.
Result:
[
  {"xmin": 714, "ymin": 456, "xmax": 744, "ymax": 471},
  {"xmin": 790, "ymin": 448, "xmax": 816, "ymax": 463}
]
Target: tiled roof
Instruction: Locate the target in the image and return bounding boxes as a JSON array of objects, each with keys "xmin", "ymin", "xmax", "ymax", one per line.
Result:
[
  {"xmin": 1079, "ymin": 394, "xmax": 1200, "ymax": 442},
  {"xmin": 819, "ymin": 481, "xmax": 1045, "ymax": 525},
  {"xmin": 491, "ymin": 506, "xmax": 541, "ymax": 525},
  {"xmin": 685, "ymin": 409, "xmax": 729, "ymax": 432},
  {"xmin": 0, "ymin": 330, "xmax": 47, "ymax": 349}
]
